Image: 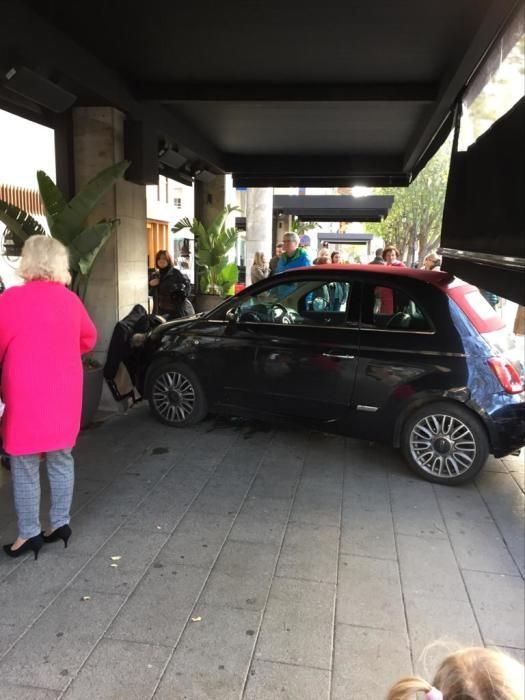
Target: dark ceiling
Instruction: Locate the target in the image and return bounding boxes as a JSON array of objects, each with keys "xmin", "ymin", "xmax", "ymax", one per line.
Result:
[{"xmin": 0, "ymin": 0, "xmax": 521, "ymax": 187}]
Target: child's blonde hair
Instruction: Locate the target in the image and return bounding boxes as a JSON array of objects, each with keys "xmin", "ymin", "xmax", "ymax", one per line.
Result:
[{"xmin": 386, "ymin": 647, "xmax": 524, "ymax": 700}]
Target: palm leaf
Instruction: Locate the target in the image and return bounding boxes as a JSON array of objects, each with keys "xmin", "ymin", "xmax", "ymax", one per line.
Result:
[
  {"xmin": 68, "ymin": 222, "xmax": 114, "ymax": 274},
  {"xmin": 0, "ymin": 198, "xmax": 46, "ymax": 244},
  {"xmin": 50, "ymin": 161, "xmax": 129, "ymax": 245},
  {"xmin": 36, "ymin": 170, "xmax": 67, "ymax": 231},
  {"xmin": 172, "ymin": 217, "xmax": 193, "ymax": 233},
  {"xmin": 208, "ymin": 204, "xmax": 239, "ymax": 238}
]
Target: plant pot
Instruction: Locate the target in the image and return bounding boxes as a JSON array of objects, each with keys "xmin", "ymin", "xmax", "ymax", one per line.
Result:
[
  {"xmin": 81, "ymin": 365, "xmax": 104, "ymax": 428},
  {"xmin": 194, "ymin": 294, "xmax": 223, "ymax": 313}
]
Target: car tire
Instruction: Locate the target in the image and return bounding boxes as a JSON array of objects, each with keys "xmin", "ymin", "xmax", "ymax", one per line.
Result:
[
  {"xmin": 401, "ymin": 401, "xmax": 489, "ymax": 484},
  {"xmin": 146, "ymin": 360, "xmax": 208, "ymax": 427}
]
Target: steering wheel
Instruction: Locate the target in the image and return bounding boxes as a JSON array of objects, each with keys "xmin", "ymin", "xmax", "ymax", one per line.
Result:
[
  {"xmin": 239, "ymin": 310, "xmax": 264, "ymax": 323},
  {"xmin": 385, "ymin": 312, "xmax": 411, "ymax": 329},
  {"xmin": 269, "ymin": 303, "xmax": 293, "ymax": 324}
]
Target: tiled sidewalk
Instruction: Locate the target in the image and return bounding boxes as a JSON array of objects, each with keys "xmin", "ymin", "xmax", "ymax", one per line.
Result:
[{"xmin": 0, "ymin": 405, "xmax": 523, "ymax": 699}]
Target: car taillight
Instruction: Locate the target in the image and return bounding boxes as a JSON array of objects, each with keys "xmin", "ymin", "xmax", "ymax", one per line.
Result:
[{"xmin": 487, "ymin": 357, "xmax": 524, "ymax": 394}]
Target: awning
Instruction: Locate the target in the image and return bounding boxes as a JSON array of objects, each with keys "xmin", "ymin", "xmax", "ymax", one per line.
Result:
[{"xmin": 273, "ymin": 195, "xmax": 394, "ymax": 222}]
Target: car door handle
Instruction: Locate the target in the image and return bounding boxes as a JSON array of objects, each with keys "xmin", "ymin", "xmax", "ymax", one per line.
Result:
[{"xmin": 322, "ymin": 352, "xmax": 355, "ymax": 360}]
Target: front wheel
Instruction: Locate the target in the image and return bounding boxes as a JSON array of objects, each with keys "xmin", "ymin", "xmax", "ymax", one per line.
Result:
[
  {"xmin": 401, "ymin": 402, "xmax": 489, "ymax": 484},
  {"xmin": 146, "ymin": 361, "xmax": 207, "ymax": 426}
]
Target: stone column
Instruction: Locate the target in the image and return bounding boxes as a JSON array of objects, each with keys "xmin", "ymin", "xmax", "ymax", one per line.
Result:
[
  {"xmin": 72, "ymin": 107, "xmax": 148, "ymax": 362},
  {"xmin": 194, "ymin": 176, "xmax": 226, "ymax": 227},
  {"xmin": 246, "ymin": 188, "xmax": 273, "ymax": 273}
]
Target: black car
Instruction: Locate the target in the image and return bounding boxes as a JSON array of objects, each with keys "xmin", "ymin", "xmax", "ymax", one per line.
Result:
[{"xmin": 135, "ymin": 265, "xmax": 525, "ymax": 484}]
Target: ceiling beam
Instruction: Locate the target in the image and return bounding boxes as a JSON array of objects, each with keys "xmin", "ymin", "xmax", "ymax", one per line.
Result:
[
  {"xmin": 136, "ymin": 82, "xmax": 438, "ymax": 103},
  {"xmin": 234, "ymin": 174, "xmax": 409, "ymax": 188},
  {"xmin": 225, "ymin": 153, "xmax": 404, "ymax": 175},
  {"xmin": 0, "ymin": 1, "xmax": 224, "ymax": 170},
  {"xmin": 403, "ymin": 0, "xmax": 521, "ymax": 174}
]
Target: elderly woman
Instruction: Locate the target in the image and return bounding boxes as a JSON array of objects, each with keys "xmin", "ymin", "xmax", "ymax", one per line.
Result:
[
  {"xmin": 422, "ymin": 252, "xmax": 441, "ymax": 270},
  {"xmin": 276, "ymin": 232, "xmax": 311, "ymax": 272},
  {"xmin": 250, "ymin": 251, "xmax": 269, "ymax": 284},
  {"xmin": 0, "ymin": 236, "xmax": 97, "ymax": 560}
]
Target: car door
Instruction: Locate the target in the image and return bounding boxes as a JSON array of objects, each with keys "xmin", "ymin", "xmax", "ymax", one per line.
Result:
[
  {"xmin": 226, "ymin": 274, "xmax": 360, "ymax": 421},
  {"xmin": 345, "ymin": 276, "xmax": 463, "ymax": 443}
]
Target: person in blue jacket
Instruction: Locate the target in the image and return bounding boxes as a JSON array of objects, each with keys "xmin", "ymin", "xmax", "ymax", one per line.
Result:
[{"xmin": 275, "ymin": 232, "xmax": 311, "ymax": 273}]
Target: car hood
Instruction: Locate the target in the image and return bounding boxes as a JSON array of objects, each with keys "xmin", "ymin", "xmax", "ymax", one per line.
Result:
[{"xmin": 149, "ymin": 313, "xmax": 206, "ymax": 342}]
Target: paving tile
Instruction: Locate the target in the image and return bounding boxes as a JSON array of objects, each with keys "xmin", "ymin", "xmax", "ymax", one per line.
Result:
[
  {"xmin": 276, "ymin": 522, "xmax": 339, "ymax": 583},
  {"xmin": 107, "ymin": 563, "xmax": 206, "ymax": 646},
  {"xmin": 0, "ymin": 623, "xmax": 20, "ymax": 657},
  {"xmin": 190, "ymin": 476, "xmax": 253, "ymax": 516},
  {"xmin": 76, "ymin": 527, "xmax": 169, "ymax": 594},
  {"xmin": 463, "ymin": 570, "xmax": 525, "ymax": 648},
  {"xmin": 475, "ymin": 472, "xmax": 525, "ymax": 576},
  {"xmin": 63, "ymin": 639, "xmax": 170, "ymax": 699},
  {"xmin": 255, "ymin": 577, "xmax": 334, "ymax": 669},
  {"xmin": 244, "ymin": 660, "xmax": 330, "ymax": 700},
  {"xmin": 159, "ymin": 511, "xmax": 235, "ymax": 568},
  {"xmin": 0, "ymin": 587, "xmax": 125, "ymax": 691},
  {"xmin": 389, "ymin": 476, "xmax": 447, "ymax": 538},
  {"xmin": 404, "ymin": 593, "xmax": 482, "ymax": 676},
  {"xmin": 445, "ymin": 516, "xmax": 519, "ymax": 575},
  {"xmin": 228, "ymin": 496, "xmax": 291, "ymax": 546},
  {"xmin": 337, "ymin": 555, "xmax": 405, "ymax": 632},
  {"xmin": 66, "ymin": 512, "xmax": 126, "ymax": 555},
  {"xmin": 290, "ymin": 483, "xmax": 342, "ymax": 528},
  {"xmin": 199, "ymin": 541, "xmax": 278, "ymax": 612},
  {"xmin": 0, "ymin": 552, "xmax": 87, "ymax": 627},
  {"xmin": 154, "ymin": 605, "xmax": 260, "ymax": 700},
  {"xmin": 340, "ymin": 505, "xmax": 396, "ymax": 560},
  {"xmin": 332, "ymin": 624, "xmax": 411, "ymax": 700},
  {"xmin": 396, "ymin": 534, "xmax": 468, "ymax": 601},
  {"xmin": 0, "ymin": 686, "xmax": 60, "ymax": 699}
]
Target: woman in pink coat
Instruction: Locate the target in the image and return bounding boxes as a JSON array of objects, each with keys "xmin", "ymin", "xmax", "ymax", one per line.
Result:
[{"xmin": 0, "ymin": 236, "xmax": 97, "ymax": 560}]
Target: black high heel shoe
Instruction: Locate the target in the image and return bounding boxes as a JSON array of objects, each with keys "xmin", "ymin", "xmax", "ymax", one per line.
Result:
[
  {"xmin": 42, "ymin": 524, "xmax": 71, "ymax": 548},
  {"xmin": 3, "ymin": 534, "xmax": 44, "ymax": 560}
]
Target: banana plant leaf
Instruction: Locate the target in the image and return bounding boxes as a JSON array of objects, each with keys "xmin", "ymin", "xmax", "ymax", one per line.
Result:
[
  {"xmin": 217, "ymin": 261, "xmax": 238, "ymax": 296},
  {"xmin": 0, "ymin": 199, "xmax": 46, "ymax": 243},
  {"xmin": 47, "ymin": 161, "xmax": 129, "ymax": 245},
  {"xmin": 36, "ymin": 170, "xmax": 67, "ymax": 232},
  {"xmin": 67, "ymin": 221, "xmax": 114, "ymax": 274},
  {"xmin": 208, "ymin": 204, "xmax": 239, "ymax": 239}
]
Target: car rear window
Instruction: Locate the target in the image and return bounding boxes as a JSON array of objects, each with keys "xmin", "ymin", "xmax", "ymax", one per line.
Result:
[{"xmin": 446, "ymin": 283, "xmax": 505, "ymax": 334}]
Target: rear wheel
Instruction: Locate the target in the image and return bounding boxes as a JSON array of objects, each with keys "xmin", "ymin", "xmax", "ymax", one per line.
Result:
[
  {"xmin": 401, "ymin": 402, "xmax": 489, "ymax": 484},
  {"xmin": 146, "ymin": 361, "xmax": 207, "ymax": 426}
]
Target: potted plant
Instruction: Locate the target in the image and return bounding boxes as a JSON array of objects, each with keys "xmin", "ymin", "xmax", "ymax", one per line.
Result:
[
  {"xmin": 172, "ymin": 204, "xmax": 239, "ymax": 312},
  {"xmin": 0, "ymin": 160, "xmax": 130, "ymax": 426}
]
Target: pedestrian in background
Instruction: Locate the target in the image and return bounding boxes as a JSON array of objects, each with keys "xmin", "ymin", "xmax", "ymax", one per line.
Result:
[
  {"xmin": 422, "ymin": 252, "xmax": 441, "ymax": 270},
  {"xmin": 313, "ymin": 248, "xmax": 330, "ymax": 264},
  {"xmin": 149, "ymin": 250, "xmax": 194, "ymax": 319},
  {"xmin": 0, "ymin": 276, "xmax": 5, "ymax": 294},
  {"xmin": 276, "ymin": 232, "xmax": 311, "ymax": 272},
  {"xmin": 0, "ymin": 236, "xmax": 97, "ymax": 560},
  {"xmin": 331, "ymin": 251, "xmax": 341, "ymax": 264},
  {"xmin": 386, "ymin": 646, "xmax": 524, "ymax": 700},
  {"xmin": 382, "ymin": 245, "xmax": 406, "ymax": 267},
  {"xmin": 269, "ymin": 242, "xmax": 284, "ymax": 275},
  {"xmin": 250, "ymin": 251, "xmax": 269, "ymax": 284},
  {"xmin": 370, "ymin": 248, "xmax": 384, "ymax": 264}
]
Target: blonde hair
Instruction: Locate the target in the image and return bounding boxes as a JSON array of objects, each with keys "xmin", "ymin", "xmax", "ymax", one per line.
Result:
[
  {"xmin": 253, "ymin": 251, "xmax": 266, "ymax": 267},
  {"xmin": 386, "ymin": 648, "xmax": 524, "ymax": 700},
  {"xmin": 18, "ymin": 235, "xmax": 71, "ymax": 285}
]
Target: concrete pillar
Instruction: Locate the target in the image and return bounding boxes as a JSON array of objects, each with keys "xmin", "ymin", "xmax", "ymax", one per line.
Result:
[
  {"xmin": 276, "ymin": 213, "xmax": 292, "ymax": 243},
  {"xmin": 246, "ymin": 188, "xmax": 273, "ymax": 272},
  {"xmin": 194, "ymin": 176, "xmax": 226, "ymax": 227},
  {"xmin": 72, "ymin": 106, "xmax": 148, "ymax": 362}
]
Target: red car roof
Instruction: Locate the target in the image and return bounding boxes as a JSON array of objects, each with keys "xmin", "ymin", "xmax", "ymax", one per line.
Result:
[{"xmin": 295, "ymin": 263, "xmax": 455, "ymax": 289}]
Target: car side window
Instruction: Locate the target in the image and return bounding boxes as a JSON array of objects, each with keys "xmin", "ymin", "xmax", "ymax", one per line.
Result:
[
  {"xmin": 223, "ymin": 279, "xmax": 351, "ymax": 326},
  {"xmin": 360, "ymin": 283, "xmax": 432, "ymax": 331}
]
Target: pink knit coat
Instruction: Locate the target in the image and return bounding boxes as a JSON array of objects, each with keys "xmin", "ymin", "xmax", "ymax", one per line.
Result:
[{"xmin": 0, "ymin": 281, "xmax": 97, "ymax": 456}]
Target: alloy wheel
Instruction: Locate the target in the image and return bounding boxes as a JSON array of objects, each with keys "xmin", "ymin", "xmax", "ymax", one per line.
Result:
[
  {"xmin": 409, "ymin": 413, "xmax": 477, "ymax": 479},
  {"xmin": 151, "ymin": 370, "xmax": 195, "ymax": 423}
]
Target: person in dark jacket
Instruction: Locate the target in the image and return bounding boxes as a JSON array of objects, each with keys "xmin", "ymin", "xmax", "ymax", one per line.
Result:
[{"xmin": 149, "ymin": 250, "xmax": 194, "ymax": 319}]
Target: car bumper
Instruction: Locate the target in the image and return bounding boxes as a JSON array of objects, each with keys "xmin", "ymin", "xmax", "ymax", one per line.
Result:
[{"xmin": 485, "ymin": 399, "xmax": 525, "ymax": 457}]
